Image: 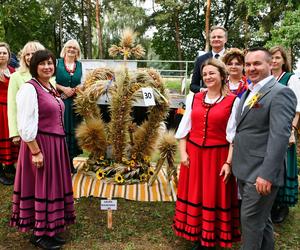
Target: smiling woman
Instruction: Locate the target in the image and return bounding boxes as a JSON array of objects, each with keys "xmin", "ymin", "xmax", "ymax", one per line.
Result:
[
  {"xmin": 56, "ymin": 39, "xmax": 83, "ymax": 174},
  {"xmin": 173, "ymin": 58, "xmax": 241, "ymax": 248},
  {"xmin": 10, "ymin": 50, "xmax": 75, "ymax": 249}
]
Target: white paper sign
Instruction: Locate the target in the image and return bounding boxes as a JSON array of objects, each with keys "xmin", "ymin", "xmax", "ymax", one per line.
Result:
[
  {"xmin": 101, "ymin": 199, "xmax": 117, "ymax": 210},
  {"xmin": 141, "ymin": 87, "xmax": 155, "ymax": 106}
]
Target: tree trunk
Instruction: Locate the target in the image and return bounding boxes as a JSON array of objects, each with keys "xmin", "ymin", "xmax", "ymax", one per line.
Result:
[
  {"xmin": 204, "ymin": 0, "xmax": 211, "ymax": 52},
  {"xmin": 95, "ymin": 0, "xmax": 103, "ymax": 58},
  {"xmin": 81, "ymin": 0, "xmax": 87, "ymax": 59},
  {"xmin": 174, "ymin": 14, "xmax": 183, "ymax": 73},
  {"xmin": 86, "ymin": 0, "xmax": 93, "ymax": 58},
  {"xmin": 58, "ymin": 0, "xmax": 63, "ymax": 52},
  {"xmin": 244, "ymin": 14, "xmax": 250, "ymax": 48}
]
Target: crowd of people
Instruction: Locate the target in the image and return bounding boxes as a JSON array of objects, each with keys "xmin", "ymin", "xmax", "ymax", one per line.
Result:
[
  {"xmin": 0, "ymin": 25, "xmax": 299, "ymax": 250},
  {"xmin": 174, "ymin": 26, "xmax": 299, "ymax": 250}
]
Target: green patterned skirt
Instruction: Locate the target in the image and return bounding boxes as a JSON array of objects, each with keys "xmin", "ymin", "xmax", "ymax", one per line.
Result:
[{"xmin": 274, "ymin": 144, "xmax": 299, "ymax": 206}]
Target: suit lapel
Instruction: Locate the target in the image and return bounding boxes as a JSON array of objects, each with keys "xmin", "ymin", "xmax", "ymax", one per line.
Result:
[{"xmin": 237, "ymin": 78, "xmax": 277, "ymax": 127}]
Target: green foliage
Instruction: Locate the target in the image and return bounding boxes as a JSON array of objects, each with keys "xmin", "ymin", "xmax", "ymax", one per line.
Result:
[
  {"xmin": 266, "ymin": 6, "xmax": 300, "ymax": 64},
  {"xmin": 151, "ymin": 1, "xmax": 204, "ymax": 63},
  {"xmin": 1, "ymin": 0, "xmax": 300, "ymax": 64},
  {"xmin": 0, "ymin": 0, "xmax": 53, "ymax": 53}
]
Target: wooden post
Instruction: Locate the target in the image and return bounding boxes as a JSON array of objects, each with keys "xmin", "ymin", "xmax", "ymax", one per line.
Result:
[
  {"xmin": 204, "ymin": 0, "xmax": 211, "ymax": 52},
  {"xmin": 107, "ymin": 197, "xmax": 113, "ymax": 229}
]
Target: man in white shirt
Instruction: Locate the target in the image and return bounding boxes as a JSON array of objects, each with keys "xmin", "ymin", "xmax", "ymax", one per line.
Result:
[
  {"xmin": 190, "ymin": 26, "xmax": 227, "ymax": 93},
  {"xmin": 232, "ymin": 48, "xmax": 297, "ymax": 250}
]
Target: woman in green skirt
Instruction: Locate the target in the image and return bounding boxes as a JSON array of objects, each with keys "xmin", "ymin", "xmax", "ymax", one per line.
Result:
[
  {"xmin": 270, "ymin": 45, "xmax": 300, "ymax": 223},
  {"xmin": 56, "ymin": 39, "xmax": 83, "ymax": 173}
]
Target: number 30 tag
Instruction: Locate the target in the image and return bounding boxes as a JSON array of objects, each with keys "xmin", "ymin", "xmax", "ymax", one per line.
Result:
[{"xmin": 141, "ymin": 87, "xmax": 155, "ymax": 106}]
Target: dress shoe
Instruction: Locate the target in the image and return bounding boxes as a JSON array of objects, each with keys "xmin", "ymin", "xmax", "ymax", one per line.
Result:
[
  {"xmin": 0, "ymin": 174, "xmax": 14, "ymax": 185},
  {"xmin": 272, "ymin": 205, "xmax": 289, "ymax": 224},
  {"xmin": 30, "ymin": 235, "xmax": 61, "ymax": 249},
  {"xmin": 4, "ymin": 165, "xmax": 16, "ymax": 174},
  {"xmin": 52, "ymin": 235, "xmax": 66, "ymax": 245}
]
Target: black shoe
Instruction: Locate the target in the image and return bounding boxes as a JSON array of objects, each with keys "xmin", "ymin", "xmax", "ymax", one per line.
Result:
[
  {"xmin": 52, "ymin": 235, "xmax": 66, "ymax": 245},
  {"xmin": 30, "ymin": 235, "xmax": 61, "ymax": 249},
  {"xmin": 4, "ymin": 165, "xmax": 16, "ymax": 174},
  {"xmin": 0, "ymin": 174, "xmax": 14, "ymax": 185},
  {"xmin": 272, "ymin": 205, "xmax": 289, "ymax": 224}
]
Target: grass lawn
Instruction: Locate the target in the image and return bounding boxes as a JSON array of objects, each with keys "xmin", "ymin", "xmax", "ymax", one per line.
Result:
[{"xmin": 0, "ymin": 179, "xmax": 299, "ymax": 249}]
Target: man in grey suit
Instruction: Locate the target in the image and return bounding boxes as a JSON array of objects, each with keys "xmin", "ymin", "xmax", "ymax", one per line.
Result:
[{"xmin": 232, "ymin": 48, "xmax": 297, "ymax": 250}]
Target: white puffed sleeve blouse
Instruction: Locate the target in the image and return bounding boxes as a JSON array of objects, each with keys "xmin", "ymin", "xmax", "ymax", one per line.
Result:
[
  {"xmin": 175, "ymin": 93, "xmax": 240, "ymax": 143},
  {"xmin": 16, "ymin": 83, "xmax": 39, "ymax": 142},
  {"xmin": 287, "ymin": 74, "xmax": 300, "ymax": 112}
]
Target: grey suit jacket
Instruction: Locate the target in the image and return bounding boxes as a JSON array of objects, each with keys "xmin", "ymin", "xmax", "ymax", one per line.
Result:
[{"xmin": 232, "ymin": 77, "xmax": 297, "ymax": 186}]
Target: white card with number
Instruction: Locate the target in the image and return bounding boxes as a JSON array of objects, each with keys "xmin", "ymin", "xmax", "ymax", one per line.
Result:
[{"xmin": 141, "ymin": 87, "xmax": 155, "ymax": 106}]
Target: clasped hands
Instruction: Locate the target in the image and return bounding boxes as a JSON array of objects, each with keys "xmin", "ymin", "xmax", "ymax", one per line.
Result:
[{"xmin": 62, "ymin": 86, "xmax": 77, "ymax": 98}]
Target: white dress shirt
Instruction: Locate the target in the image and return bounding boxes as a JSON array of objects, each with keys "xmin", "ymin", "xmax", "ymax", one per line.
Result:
[
  {"xmin": 278, "ymin": 73, "xmax": 300, "ymax": 112},
  {"xmin": 175, "ymin": 93, "xmax": 240, "ymax": 143},
  {"xmin": 242, "ymin": 75, "xmax": 274, "ymax": 112}
]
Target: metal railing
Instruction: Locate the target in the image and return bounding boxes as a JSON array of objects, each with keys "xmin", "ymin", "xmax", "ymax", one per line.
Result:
[{"xmin": 81, "ymin": 59, "xmax": 195, "ymax": 95}]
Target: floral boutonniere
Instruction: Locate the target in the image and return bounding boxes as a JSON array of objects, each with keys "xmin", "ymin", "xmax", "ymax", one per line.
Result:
[{"xmin": 247, "ymin": 93, "xmax": 261, "ymax": 109}]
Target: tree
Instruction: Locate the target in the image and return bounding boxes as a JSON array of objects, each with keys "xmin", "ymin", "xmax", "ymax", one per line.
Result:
[
  {"xmin": 0, "ymin": 0, "xmax": 54, "ymax": 53},
  {"xmin": 267, "ymin": 6, "xmax": 300, "ymax": 67},
  {"xmin": 151, "ymin": 0, "xmax": 205, "ymax": 67}
]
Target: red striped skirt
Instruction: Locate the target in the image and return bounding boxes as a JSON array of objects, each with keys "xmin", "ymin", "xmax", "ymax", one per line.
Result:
[
  {"xmin": 173, "ymin": 141, "xmax": 241, "ymax": 248},
  {"xmin": 0, "ymin": 103, "xmax": 18, "ymax": 165}
]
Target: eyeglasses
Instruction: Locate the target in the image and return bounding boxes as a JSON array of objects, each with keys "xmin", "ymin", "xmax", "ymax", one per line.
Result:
[{"xmin": 66, "ymin": 46, "xmax": 78, "ymax": 50}]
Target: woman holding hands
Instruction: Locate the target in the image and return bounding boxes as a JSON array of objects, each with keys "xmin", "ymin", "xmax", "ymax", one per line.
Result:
[
  {"xmin": 10, "ymin": 50, "xmax": 75, "ymax": 249},
  {"xmin": 173, "ymin": 59, "xmax": 240, "ymax": 249},
  {"xmin": 56, "ymin": 39, "xmax": 83, "ymax": 173}
]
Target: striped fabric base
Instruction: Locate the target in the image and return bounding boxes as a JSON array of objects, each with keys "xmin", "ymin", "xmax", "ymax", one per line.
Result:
[{"xmin": 72, "ymin": 157, "xmax": 177, "ymax": 202}]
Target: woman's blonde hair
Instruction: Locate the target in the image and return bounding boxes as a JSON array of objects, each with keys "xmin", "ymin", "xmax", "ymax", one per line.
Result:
[
  {"xmin": 201, "ymin": 58, "xmax": 230, "ymax": 96},
  {"xmin": 60, "ymin": 39, "xmax": 81, "ymax": 60},
  {"xmin": 19, "ymin": 41, "xmax": 45, "ymax": 73}
]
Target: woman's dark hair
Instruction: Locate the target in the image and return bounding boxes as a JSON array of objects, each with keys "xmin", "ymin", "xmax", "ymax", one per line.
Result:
[
  {"xmin": 222, "ymin": 48, "xmax": 244, "ymax": 65},
  {"xmin": 29, "ymin": 49, "xmax": 56, "ymax": 78}
]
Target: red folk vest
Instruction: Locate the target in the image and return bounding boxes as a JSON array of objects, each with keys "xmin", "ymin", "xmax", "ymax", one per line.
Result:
[{"xmin": 189, "ymin": 92, "xmax": 236, "ymax": 147}]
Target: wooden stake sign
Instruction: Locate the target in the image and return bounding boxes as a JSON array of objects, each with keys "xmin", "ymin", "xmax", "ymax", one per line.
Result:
[{"xmin": 100, "ymin": 197, "xmax": 117, "ymax": 229}]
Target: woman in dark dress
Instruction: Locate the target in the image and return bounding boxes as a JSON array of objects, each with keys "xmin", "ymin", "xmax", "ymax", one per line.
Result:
[
  {"xmin": 56, "ymin": 39, "xmax": 83, "ymax": 173},
  {"xmin": 270, "ymin": 45, "xmax": 300, "ymax": 223},
  {"xmin": 173, "ymin": 59, "xmax": 240, "ymax": 249},
  {"xmin": 10, "ymin": 50, "xmax": 75, "ymax": 249}
]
